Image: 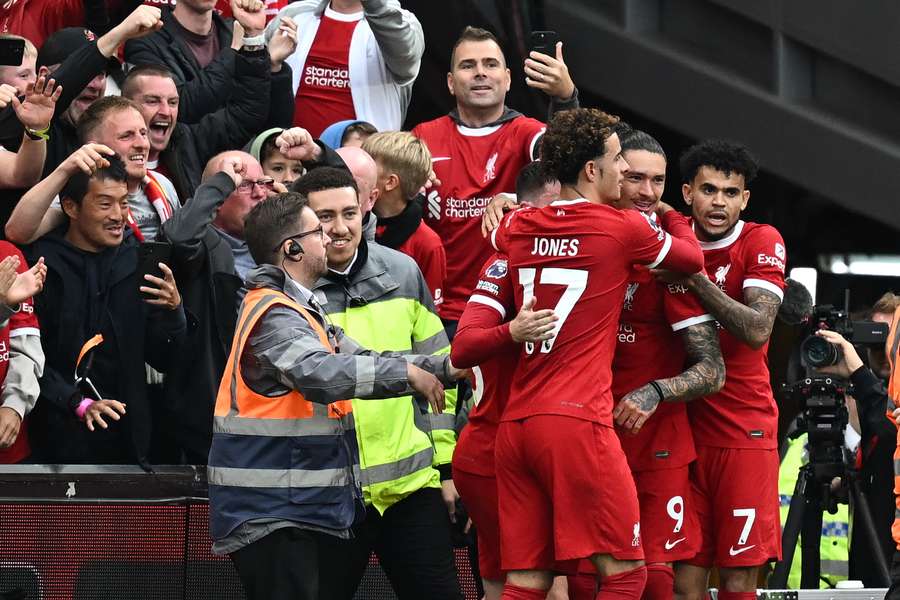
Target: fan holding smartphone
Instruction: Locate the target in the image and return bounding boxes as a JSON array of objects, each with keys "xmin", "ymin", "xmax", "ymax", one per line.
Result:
[{"xmin": 525, "ymin": 30, "xmax": 575, "ymax": 100}]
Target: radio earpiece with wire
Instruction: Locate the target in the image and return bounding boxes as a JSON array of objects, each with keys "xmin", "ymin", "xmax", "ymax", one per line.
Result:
[{"xmin": 285, "ymin": 239, "xmax": 304, "ymax": 262}]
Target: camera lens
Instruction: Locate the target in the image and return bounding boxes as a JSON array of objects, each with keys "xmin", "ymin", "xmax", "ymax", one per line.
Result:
[{"xmin": 800, "ymin": 335, "xmax": 840, "ymax": 368}]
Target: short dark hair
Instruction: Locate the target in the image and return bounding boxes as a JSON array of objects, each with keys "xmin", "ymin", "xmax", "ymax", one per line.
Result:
[
  {"xmin": 679, "ymin": 139, "xmax": 758, "ymax": 185},
  {"xmin": 516, "ymin": 161, "xmax": 557, "ymax": 203},
  {"xmin": 244, "ymin": 192, "xmax": 310, "ymax": 266},
  {"xmin": 450, "ymin": 26, "xmax": 504, "ymax": 69},
  {"xmin": 77, "ymin": 96, "xmax": 143, "ymax": 144},
  {"xmin": 121, "ymin": 64, "xmax": 177, "ymax": 99},
  {"xmin": 341, "ymin": 122, "xmax": 377, "ymax": 146},
  {"xmin": 291, "ymin": 166, "xmax": 359, "ymax": 199},
  {"xmin": 540, "ymin": 108, "xmax": 620, "ymax": 185},
  {"xmin": 620, "ymin": 129, "xmax": 667, "ymax": 162},
  {"xmin": 60, "ymin": 153, "xmax": 128, "ymax": 205}
]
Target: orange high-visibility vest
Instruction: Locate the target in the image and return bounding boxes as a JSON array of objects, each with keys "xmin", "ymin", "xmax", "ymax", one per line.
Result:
[
  {"xmin": 885, "ymin": 305, "xmax": 900, "ymax": 549},
  {"xmin": 208, "ymin": 287, "xmax": 357, "ymax": 540}
]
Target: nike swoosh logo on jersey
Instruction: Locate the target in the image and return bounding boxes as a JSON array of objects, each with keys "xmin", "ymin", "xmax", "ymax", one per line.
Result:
[
  {"xmin": 432, "ymin": 157, "xmax": 452, "ymax": 162},
  {"xmin": 728, "ymin": 544, "xmax": 756, "ymax": 556},
  {"xmin": 664, "ymin": 537, "xmax": 686, "ymax": 550}
]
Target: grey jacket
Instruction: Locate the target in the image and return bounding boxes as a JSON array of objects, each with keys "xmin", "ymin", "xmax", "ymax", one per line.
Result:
[
  {"xmin": 242, "ymin": 265, "xmax": 454, "ymax": 402},
  {"xmin": 0, "ymin": 304, "xmax": 43, "ymax": 421}
]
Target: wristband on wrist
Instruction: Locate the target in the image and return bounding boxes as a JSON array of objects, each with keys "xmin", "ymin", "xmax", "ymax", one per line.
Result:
[
  {"xmin": 24, "ymin": 125, "xmax": 50, "ymax": 141},
  {"xmin": 242, "ymin": 33, "xmax": 266, "ymax": 47},
  {"xmin": 75, "ymin": 397, "xmax": 95, "ymax": 420},
  {"xmin": 648, "ymin": 380, "xmax": 665, "ymax": 403}
]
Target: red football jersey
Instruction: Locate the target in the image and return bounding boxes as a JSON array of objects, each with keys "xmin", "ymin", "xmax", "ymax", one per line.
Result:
[
  {"xmin": 612, "ymin": 265, "xmax": 714, "ymax": 472},
  {"xmin": 492, "ymin": 201, "xmax": 705, "ymax": 425},
  {"xmin": 0, "ymin": 242, "xmax": 40, "ymax": 464},
  {"xmin": 291, "ymin": 8, "xmax": 360, "ymax": 137},
  {"xmin": 451, "ymin": 253, "xmax": 517, "ymax": 477},
  {"xmin": 688, "ymin": 220, "xmax": 786, "ymax": 449},
  {"xmin": 395, "ymin": 221, "xmax": 446, "ymax": 309},
  {"xmin": 412, "ymin": 115, "xmax": 545, "ymax": 321}
]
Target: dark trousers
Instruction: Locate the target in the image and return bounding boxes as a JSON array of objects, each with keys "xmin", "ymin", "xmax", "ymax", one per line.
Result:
[
  {"xmin": 318, "ymin": 487, "xmax": 463, "ymax": 600},
  {"xmin": 231, "ymin": 527, "xmax": 324, "ymax": 600},
  {"xmin": 887, "ymin": 551, "xmax": 900, "ymax": 600}
]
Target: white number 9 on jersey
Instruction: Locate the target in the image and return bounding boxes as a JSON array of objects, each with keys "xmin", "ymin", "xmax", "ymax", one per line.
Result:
[{"xmin": 666, "ymin": 495, "xmax": 684, "ymax": 533}]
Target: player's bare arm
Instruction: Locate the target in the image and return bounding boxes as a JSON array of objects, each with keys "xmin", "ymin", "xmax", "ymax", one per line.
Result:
[
  {"xmin": 659, "ymin": 321, "xmax": 725, "ymax": 400},
  {"xmin": 614, "ymin": 321, "xmax": 724, "ymax": 433},
  {"xmin": 686, "ymin": 274, "xmax": 781, "ymax": 349}
]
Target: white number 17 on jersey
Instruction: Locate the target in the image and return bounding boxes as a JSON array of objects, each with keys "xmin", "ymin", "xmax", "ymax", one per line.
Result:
[{"xmin": 518, "ymin": 267, "xmax": 587, "ymax": 354}]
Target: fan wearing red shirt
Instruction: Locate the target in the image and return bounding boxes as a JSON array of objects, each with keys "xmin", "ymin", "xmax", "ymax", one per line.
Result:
[
  {"xmin": 490, "ymin": 109, "xmax": 705, "ymax": 600},
  {"xmin": 600, "ymin": 129, "xmax": 725, "ymax": 600},
  {"xmin": 290, "ymin": 3, "xmax": 359, "ymax": 137},
  {"xmin": 660, "ymin": 141, "xmax": 786, "ymax": 600},
  {"xmin": 411, "ymin": 26, "xmax": 578, "ymax": 329}
]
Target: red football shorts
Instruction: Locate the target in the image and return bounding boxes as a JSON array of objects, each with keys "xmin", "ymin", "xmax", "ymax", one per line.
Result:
[
  {"xmin": 495, "ymin": 415, "xmax": 644, "ymax": 571},
  {"xmin": 632, "ymin": 465, "xmax": 701, "ymax": 563},
  {"xmin": 687, "ymin": 445, "xmax": 782, "ymax": 567},
  {"xmin": 454, "ymin": 469, "xmax": 502, "ymax": 581}
]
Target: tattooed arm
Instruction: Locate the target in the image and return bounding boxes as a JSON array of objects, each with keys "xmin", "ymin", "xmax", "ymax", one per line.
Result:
[
  {"xmin": 613, "ymin": 321, "xmax": 725, "ymax": 433},
  {"xmin": 659, "ymin": 321, "xmax": 726, "ymax": 401},
  {"xmin": 686, "ymin": 273, "xmax": 782, "ymax": 350}
]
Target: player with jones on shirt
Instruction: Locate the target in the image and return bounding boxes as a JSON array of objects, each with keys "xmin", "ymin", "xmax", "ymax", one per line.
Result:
[{"xmin": 489, "ymin": 108, "xmax": 705, "ymax": 600}]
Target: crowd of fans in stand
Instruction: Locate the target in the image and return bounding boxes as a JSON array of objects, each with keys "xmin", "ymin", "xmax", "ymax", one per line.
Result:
[{"xmin": 1, "ymin": 2, "xmax": 900, "ymax": 600}]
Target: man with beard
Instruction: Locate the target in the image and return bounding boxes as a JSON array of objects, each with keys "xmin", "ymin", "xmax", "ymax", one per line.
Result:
[
  {"xmin": 591, "ymin": 129, "xmax": 725, "ymax": 600},
  {"xmin": 209, "ymin": 190, "xmax": 457, "ymax": 600},
  {"xmin": 660, "ymin": 140, "xmax": 786, "ymax": 600}
]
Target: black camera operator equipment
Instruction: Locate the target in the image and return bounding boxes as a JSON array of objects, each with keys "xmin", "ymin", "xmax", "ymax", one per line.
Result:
[{"xmin": 770, "ymin": 292, "xmax": 890, "ymax": 589}]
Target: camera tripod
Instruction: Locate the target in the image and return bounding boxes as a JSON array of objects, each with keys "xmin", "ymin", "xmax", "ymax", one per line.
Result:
[{"xmin": 770, "ymin": 458, "xmax": 890, "ymax": 588}]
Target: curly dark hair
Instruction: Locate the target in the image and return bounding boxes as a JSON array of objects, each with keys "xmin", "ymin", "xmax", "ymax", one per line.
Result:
[
  {"xmin": 679, "ymin": 139, "xmax": 758, "ymax": 185},
  {"xmin": 540, "ymin": 108, "xmax": 620, "ymax": 186}
]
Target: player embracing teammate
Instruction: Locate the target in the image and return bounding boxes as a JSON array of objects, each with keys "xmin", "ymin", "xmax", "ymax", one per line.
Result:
[
  {"xmin": 466, "ymin": 107, "xmax": 786, "ymax": 600},
  {"xmin": 489, "ymin": 108, "xmax": 705, "ymax": 600}
]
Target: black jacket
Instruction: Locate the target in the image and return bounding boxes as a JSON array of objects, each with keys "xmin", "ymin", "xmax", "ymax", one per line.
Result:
[
  {"xmin": 158, "ymin": 173, "xmax": 243, "ymax": 462},
  {"xmin": 25, "ymin": 228, "xmax": 187, "ymax": 467},
  {"xmin": 157, "ymin": 47, "xmax": 293, "ymax": 202},
  {"xmin": 847, "ymin": 366, "xmax": 896, "ymax": 585},
  {"xmin": 125, "ymin": 8, "xmax": 236, "ymax": 125}
]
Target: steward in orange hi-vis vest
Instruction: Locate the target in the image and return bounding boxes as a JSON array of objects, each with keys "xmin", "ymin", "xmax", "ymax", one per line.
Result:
[
  {"xmin": 207, "ymin": 265, "xmax": 457, "ymax": 550},
  {"xmin": 208, "ymin": 285, "xmax": 359, "ymax": 541},
  {"xmin": 885, "ymin": 305, "xmax": 900, "ymax": 549}
]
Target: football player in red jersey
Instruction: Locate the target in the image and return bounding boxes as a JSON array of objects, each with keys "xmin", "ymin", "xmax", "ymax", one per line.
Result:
[
  {"xmin": 490, "ymin": 108, "xmax": 705, "ymax": 600},
  {"xmin": 451, "ymin": 161, "xmax": 561, "ymax": 600},
  {"xmin": 411, "ymin": 26, "xmax": 577, "ymax": 333},
  {"xmin": 657, "ymin": 141, "xmax": 786, "ymax": 600},
  {"xmin": 603, "ymin": 129, "xmax": 725, "ymax": 600}
]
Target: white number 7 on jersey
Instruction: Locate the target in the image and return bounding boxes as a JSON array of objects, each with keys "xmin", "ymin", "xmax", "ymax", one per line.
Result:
[{"xmin": 518, "ymin": 267, "xmax": 588, "ymax": 354}]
